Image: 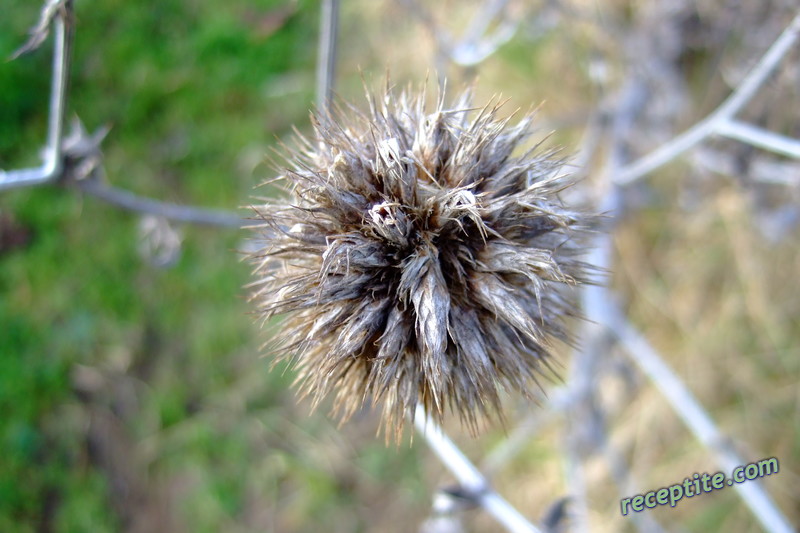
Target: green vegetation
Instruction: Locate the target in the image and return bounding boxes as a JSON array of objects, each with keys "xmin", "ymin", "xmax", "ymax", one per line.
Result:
[{"xmin": 1, "ymin": 2, "xmax": 429, "ymax": 531}]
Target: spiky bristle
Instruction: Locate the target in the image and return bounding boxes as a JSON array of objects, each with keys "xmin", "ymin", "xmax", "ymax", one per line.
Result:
[{"xmin": 248, "ymin": 85, "xmax": 591, "ymax": 439}]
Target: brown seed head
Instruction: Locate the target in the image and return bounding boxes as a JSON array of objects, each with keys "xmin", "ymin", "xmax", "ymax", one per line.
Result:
[{"xmin": 248, "ymin": 86, "xmax": 591, "ymax": 439}]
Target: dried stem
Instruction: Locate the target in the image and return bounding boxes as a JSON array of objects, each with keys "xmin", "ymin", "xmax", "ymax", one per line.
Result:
[
  {"xmin": 716, "ymin": 119, "xmax": 800, "ymax": 159},
  {"xmin": 2, "ymin": 2, "xmax": 797, "ymax": 532},
  {"xmin": 692, "ymin": 147, "xmax": 800, "ymax": 185},
  {"xmin": 74, "ymin": 179, "xmax": 247, "ymax": 228},
  {"xmin": 579, "ymin": 19, "xmax": 795, "ymax": 523},
  {"xmin": 414, "ymin": 405, "xmax": 543, "ymax": 533},
  {"xmin": 0, "ymin": 0, "xmax": 73, "ymax": 191},
  {"xmin": 1, "ymin": 1, "xmax": 248, "ymax": 230},
  {"xmin": 615, "ymin": 11, "xmax": 800, "ymax": 185},
  {"xmin": 397, "ymin": 0, "xmax": 517, "ymax": 67},
  {"xmin": 316, "ymin": 0, "xmax": 340, "ymax": 112},
  {"xmin": 606, "ymin": 302, "xmax": 794, "ymax": 533}
]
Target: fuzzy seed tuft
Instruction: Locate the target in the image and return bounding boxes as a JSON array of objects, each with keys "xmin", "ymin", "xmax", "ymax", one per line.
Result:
[{"xmin": 248, "ymin": 85, "xmax": 592, "ymax": 439}]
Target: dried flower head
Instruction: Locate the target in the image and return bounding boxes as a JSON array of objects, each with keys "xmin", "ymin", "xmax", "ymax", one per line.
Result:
[{"xmin": 248, "ymin": 85, "xmax": 590, "ymax": 437}]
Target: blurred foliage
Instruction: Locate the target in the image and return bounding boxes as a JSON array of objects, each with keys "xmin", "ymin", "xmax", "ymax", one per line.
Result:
[{"xmin": 0, "ymin": 1, "xmax": 428, "ymax": 532}]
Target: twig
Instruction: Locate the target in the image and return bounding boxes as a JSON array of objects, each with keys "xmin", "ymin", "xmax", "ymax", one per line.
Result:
[
  {"xmin": 74, "ymin": 179, "xmax": 247, "ymax": 228},
  {"xmin": 606, "ymin": 302, "xmax": 794, "ymax": 533},
  {"xmin": 561, "ymin": 434, "xmax": 590, "ymax": 533},
  {"xmin": 716, "ymin": 120, "xmax": 800, "ymax": 159},
  {"xmin": 692, "ymin": 147, "xmax": 800, "ymax": 185},
  {"xmin": 0, "ymin": 0, "xmax": 73, "ymax": 191},
  {"xmin": 414, "ymin": 405, "xmax": 543, "ymax": 533},
  {"xmin": 480, "ymin": 387, "xmax": 575, "ymax": 476},
  {"xmin": 460, "ymin": 0, "xmax": 511, "ymax": 47},
  {"xmin": 397, "ymin": 0, "xmax": 517, "ymax": 67},
  {"xmin": 450, "ymin": 0, "xmax": 517, "ymax": 67},
  {"xmin": 558, "ymin": 70, "xmax": 646, "ymax": 532},
  {"xmin": 615, "ymin": 11, "xmax": 800, "ymax": 185},
  {"xmin": 599, "ymin": 430, "xmax": 666, "ymax": 533},
  {"xmin": 316, "ymin": 0, "xmax": 340, "ymax": 112},
  {"xmin": 9, "ymin": 0, "xmax": 68, "ymax": 59},
  {"xmin": 1, "ymin": 3, "xmax": 246, "ymax": 229}
]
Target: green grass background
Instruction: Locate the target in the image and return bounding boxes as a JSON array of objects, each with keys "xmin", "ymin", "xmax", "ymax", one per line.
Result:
[
  {"xmin": 0, "ymin": 2, "xmax": 428, "ymax": 532},
  {"xmin": 2, "ymin": 1, "xmax": 798, "ymax": 532}
]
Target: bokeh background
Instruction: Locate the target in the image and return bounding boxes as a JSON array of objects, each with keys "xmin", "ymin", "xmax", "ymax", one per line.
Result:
[{"xmin": 1, "ymin": 1, "xmax": 798, "ymax": 532}]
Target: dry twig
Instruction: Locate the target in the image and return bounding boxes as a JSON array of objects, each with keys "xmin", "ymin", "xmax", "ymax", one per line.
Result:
[
  {"xmin": 615, "ymin": 12, "xmax": 800, "ymax": 185},
  {"xmin": 316, "ymin": 0, "xmax": 340, "ymax": 111},
  {"xmin": 606, "ymin": 301, "xmax": 794, "ymax": 533},
  {"xmin": 0, "ymin": 0, "xmax": 72, "ymax": 191},
  {"xmin": 415, "ymin": 406, "xmax": 543, "ymax": 533}
]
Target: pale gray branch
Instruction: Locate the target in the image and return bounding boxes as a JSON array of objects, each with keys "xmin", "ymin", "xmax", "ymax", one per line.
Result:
[
  {"xmin": 316, "ymin": 0, "xmax": 340, "ymax": 112},
  {"xmin": 9, "ymin": 0, "xmax": 68, "ymax": 59},
  {"xmin": 460, "ymin": 0, "xmax": 511, "ymax": 47},
  {"xmin": 0, "ymin": 0, "xmax": 72, "ymax": 191},
  {"xmin": 414, "ymin": 405, "xmax": 542, "ymax": 533},
  {"xmin": 606, "ymin": 302, "xmax": 794, "ymax": 533},
  {"xmin": 1, "ymin": 2, "xmax": 246, "ymax": 230},
  {"xmin": 397, "ymin": 0, "xmax": 517, "ymax": 67},
  {"xmin": 450, "ymin": 0, "xmax": 517, "ymax": 67},
  {"xmin": 75, "ymin": 179, "xmax": 247, "ymax": 228},
  {"xmin": 561, "ymin": 436, "xmax": 590, "ymax": 533},
  {"xmin": 615, "ymin": 12, "xmax": 800, "ymax": 185},
  {"xmin": 716, "ymin": 120, "xmax": 800, "ymax": 159},
  {"xmin": 692, "ymin": 147, "xmax": 800, "ymax": 185}
]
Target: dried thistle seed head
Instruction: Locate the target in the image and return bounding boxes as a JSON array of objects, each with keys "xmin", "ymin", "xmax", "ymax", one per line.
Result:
[{"xmin": 248, "ymin": 85, "xmax": 590, "ymax": 439}]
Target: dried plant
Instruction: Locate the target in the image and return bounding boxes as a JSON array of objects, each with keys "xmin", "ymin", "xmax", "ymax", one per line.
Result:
[{"xmin": 248, "ymin": 85, "xmax": 592, "ymax": 438}]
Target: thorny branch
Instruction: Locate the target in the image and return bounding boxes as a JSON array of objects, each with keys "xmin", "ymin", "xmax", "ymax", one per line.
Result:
[
  {"xmin": 75, "ymin": 180, "xmax": 246, "ymax": 228},
  {"xmin": 9, "ymin": 0, "xmax": 69, "ymax": 60},
  {"xmin": 62, "ymin": 119, "xmax": 247, "ymax": 228},
  {"xmin": 1, "ymin": 0, "xmax": 246, "ymax": 229}
]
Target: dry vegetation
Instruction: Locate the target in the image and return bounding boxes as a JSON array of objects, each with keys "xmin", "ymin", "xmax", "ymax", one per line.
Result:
[{"xmin": 334, "ymin": 1, "xmax": 799, "ymax": 531}]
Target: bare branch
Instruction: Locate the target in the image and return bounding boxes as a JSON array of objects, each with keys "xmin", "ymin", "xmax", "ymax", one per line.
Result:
[
  {"xmin": 397, "ymin": 0, "xmax": 518, "ymax": 67},
  {"xmin": 716, "ymin": 120, "xmax": 800, "ymax": 159},
  {"xmin": 0, "ymin": 0, "xmax": 73, "ymax": 191},
  {"xmin": 450, "ymin": 0, "xmax": 517, "ymax": 67},
  {"xmin": 606, "ymin": 301, "xmax": 795, "ymax": 533},
  {"xmin": 692, "ymin": 147, "xmax": 800, "ymax": 186},
  {"xmin": 460, "ymin": 0, "xmax": 511, "ymax": 47},
  {"xmin": 414, "ymin": 405, "xmax": 543, "ymax": 533},
  {"xmin": 2, "ymin": 4, "xmax": 245, "ymax": 229},
  {"xmin": 73, "ymin": 179, "xmax": 246, "ymax": 228},
  {"xmin": 561, "ymin": 434, "xmax": 589, "ymax": 533},
  {"xmin": 479, "ymin": 388, "xmax": 574, "ymax": 476},
  {"xmin": 615, "ymin": 12, "xmax": 800, "ymax": 185},
  {"xmin": 9, "ymin": 0, "xmax": 68, "ymax": 59},
  {"xmin": 600, "ymin": 440, "xmax": 667, "ymax": 533},
  {"xmin": 316, "ymin": 0, "xmax": 340, "ymax": 112}
]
